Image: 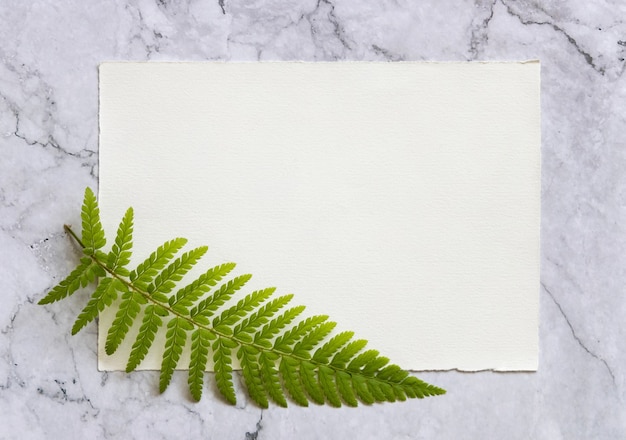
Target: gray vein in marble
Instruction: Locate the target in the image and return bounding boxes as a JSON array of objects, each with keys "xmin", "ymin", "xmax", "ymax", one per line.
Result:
[
  {"xmin": 0, "ymin": 298, "xmax": 31, "ymax": 392},
  {"xmin": 371, "ymin": 44, "xmax": 403, "ymax": 62},
  {"xmin": 500, "ymin": 0, "xmax": 616, "ymax": 75},
  {"xmin": 0, "ymin": 55, "xmax": 97, "ymax": 185},
  {"xmin": 469, "ymin": 0, "xmax": 497, "ymax": 59},
  {"xmin": 245, "ymin": 410, "xmax": 263, "ymax": 440},
  {"xmin": 541, "ymin": 282, "xmax": 616, "ymax": 385},
  {"xmin": 124, "ymin": 4, "xmax": 165, "ymax": 59},
  {"xmin": 315, "ymin": 0, "xmax": 351, "ymax": 52}
]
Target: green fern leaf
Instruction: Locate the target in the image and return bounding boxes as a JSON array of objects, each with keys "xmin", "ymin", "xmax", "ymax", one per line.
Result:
[
  {"xmin": 38, "ymin": 257, "xmax": 93, "ymax": 304},
  {"xmin": 292, "ymin": 321, "xmax": 337, "ymax": 358},
  {"xmin": 378, "ymin": 380, "xmax": 396, "ymax": 402},
  {"xmin": 392, "ymin": 384, "xmax": 407, "ymax": 401},
  {"xmin": 259, "ymin": 352, "xmax": 287, "ymax": 407},
  {"xmin": 351, "ymin": 375, "xmax": 375, "ymax": 404},
  {"xmin": 234, "ymin": 294, "xmax": 293, "ymax": 340},
  {"xmin": 82, "ymin": 261, "xmax": 106, "ymax": 285},
  {"xmin": 188, "ymin": 328, "xmax": 214, "ymax": 401},
  {"xmin": 148, "ymin": 246, "xmax": 208, "ymax": 295},
  {"xmin": 160, "ymin": 317, "xmax": 193, "ymax": 393},
  {"xmin": 335, "ymin": 371, "xmax": 358, "ymax": 407},
  {"xmin": 279, "ymin": 357, "xmax": 309, "ymax": 406},
  {"xmin": 170, "ymin": 262, "xmax": 236, "ymax": 312},
  {"xmin": 107, "ymin": 207, "xmax": 133, "ymax": 274},
  {"xmin": 81, "ymin": 187, "xmax": 106, "ymax": 253},
  {"xmin": 238, "ymin": 345, "xmax": 268, "ymax": 408},
  {"xmin": 212, "ymin": 287, "xmax": 275, "ymax": 328},
  {"xmin": 377, "ymin": 364, "xmax": 408, "ymax": 382},
  {"xmin": 126, "ymin": 304, "xmax": 165, "ymax": 372},
  {"xmin": 366, "ymin": 378, "xmax": 386, "ymax": 402},
  {"xmin": 190, "ymin": 274, "xmax": 251, "ymax": 320},
  {"xmin": 273, "ymin": 315, "xmax": 329, "ymax": 353},
  {"xmin": 300, "ymin": 360, "xmax": 325, "ymax": 404},
  {"xmin": 312, "ymin": 331, "xmax": 354, "ymax": 364},
  {"xmin": 71, "ymin": 278, "xmax": 122, "ymax": 335},
  {"xmin": 105, "ymin": 289, "xmax": 146, "ymax": 355},
  {"xmin": 40, "ymin": 187, "xmax": 447, "ymax": 408},
  {"xmin": 362, "ymin": 355, "xmax": 390, "ymax": 376},
  {"xmin": 129, "ymin": 237, "xmax": 187, "ymax": 288},
  {"xmin": 254, "ymin": 305, "xmax": 305, "ymax": 348},
  {"xmin": 213, "ymin": 337, "xmax": 237, "ymax": 404},
  {"xmin": 347, "ymin": 349, "xmax": 380, "ymax": 372},
  {"xmin": 330, "ymin": 338, "xmax": 368, "ymax": 369},
  {"xmin": 318, "ymin": 365, "xmax": 342, "ymax": 407},
  {"xmin": 402, "ymin": 376, "xmax": 445, "ymax": 399}
]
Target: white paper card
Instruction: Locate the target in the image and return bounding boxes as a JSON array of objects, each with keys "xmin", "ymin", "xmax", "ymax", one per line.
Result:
[{"xmin": 98, "ymin": 62, "xmax": 540, "ymax": 371}]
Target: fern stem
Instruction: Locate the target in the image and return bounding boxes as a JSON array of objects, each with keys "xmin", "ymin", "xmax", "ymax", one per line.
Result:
[
  {"xmin": 64, "ymin": 225, "xmax": 422, "ymax": 392},
  {"xmin": 65, "ymin": 224, "xmax": 85, "ymax": 247}
]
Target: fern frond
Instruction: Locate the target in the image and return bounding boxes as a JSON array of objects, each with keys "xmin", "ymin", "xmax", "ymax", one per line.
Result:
[
  {"xmin": 190, "ymin": 274, "xmax": 252, "ymax": 321},
  {"xmin": 259, "ymin": 351, "xmax": 287, "ymax": 407},
  {"xmin": 238, "ymin": 345, "xmax": 268, "ymax": 408},
  {"xmin": 347, "ymin": 349, "xmax": 380, "ymax": 372},
  {"xmin": 300, "ymin": 360, "xmax": 325, "ymax": 404},
  {"xmin": 336, "ymin": 370, "xmax": 358, "ymax": 407},
  {"xmin": 105, "ymin": 290, "xmax": 146, "ymax": 355},
  {"xmin": 254, "ymin": 305, "xmax": 305, "ymax": 348},
  {"xmin": 148, "ymin": 246, "xmax": 208, "ymax": 296},
  {"xmin": 319, "ymin": 365, "xmax": 342, "ymax": 407},
  {"xmin": 292, "ymin": 321, "xmax": 337, "ymax": 358},
  {"xmin": 160, "ymin": 317, "xmax": 193, "ymax": 392},
  {"xmin": 71, "ymin": 278, "xmax": 122, "ymax": 335},
  {"xmin": 40, "ymin": 187, "xmax": 446, "ymax": 408},
  {"xmin": 330, "ymin": 338, "xmax": 368, "ymax": 369},
  {"xmin": 83, "ymin": 261, "xmax": 106, "ymax": 284},
  {"xmin": 129, "ymin": 238, "xmax": 187, "ymax": 288},
  {"xmin": 312, "ymin": 331, "xmax": 354, "ymax": 364},
  {"xmin": 126, "ymin": 304, "xmax": 165, "ymax": 372},
  {"xmin": 365, "ymin": 377, "xmax": 386, "ymax": 402},
  {"xmin": 169, "ymin": 262, "xmax": 236, "ymax": 313},
  {"xmin": 38, "ymin": 257, "xmax": 93, "ymax": 305},
  {"xmin": 188, "ymin": 328, "xmax": 214, "ymax": 401},
  {"xmin": 279, "ymin": 357, "xmax": 309, "ymax": 406},
  {"xmin": 212, "ymin": 287, "xmax": 275, "ymax": 329},
  {"xmin": 362, "ymin": 355, "xmax": 390, "ymax": 376},
  {"xmin": 213, "ymin": 337, "xmax": 237, "ymax": 404},
  {"xmin": 352, "ymin": 375, "xmax": 375, "ymax": 404},
  {"xmin": 273, "ymin": 315, "xmax": 329, "ymax": 353},
  {"xmin": 107, "ymin": 207, "xmax": 134, "ymax": 275},
  {"xmin": 233, "ymin": 294, "xmax": 293, "ymax": 341},
  {"xmin": 81, "ymin": 187, "xmax": 106, "ymax": 253}
]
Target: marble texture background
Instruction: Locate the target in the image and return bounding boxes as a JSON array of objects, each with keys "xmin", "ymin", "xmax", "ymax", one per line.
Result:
[{"xmin": 1, "ymin": 0, "xmax": 625, "ymax": 438}]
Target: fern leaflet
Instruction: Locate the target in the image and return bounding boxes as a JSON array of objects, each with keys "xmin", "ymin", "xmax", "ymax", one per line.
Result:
[
  {"xmin": 81, "ymin": 187, "xmax": 106, "ymax": 254},
  {"xmin": 238, "ymin": 345, "xmax": 268, "ymax": 408},
  {"xmin": 39, "ymin": 257, "xmax": 94, "ymax": 305},
  {"xmin": 126, "ymin": 304, "xmax": 164, "ymax": 372},
  {"xmin": 213, "ymin": 337, "xmax": 237, "ymax": 404},
  {"xmin": 170, "ymin": 262, "xmax": 236, "ymax": 311},
  {"xmin": 129, "ymin": 237, "xmax": 187, "ymax": 288},
  {"xmin": 39, "ymin": 187, "xmax": 446, "ymax": 407},
  {"xmin": 106, "ymin": 207, "xmax": 134, "ymax": 275},
  {"xmin": 259, "ymin": 351, "xmax": 287, "ymax": 407},
  {"xmin": 188, "ymin": 328, "xmax": 213, "ymax": 401},
  {"xmin": 160, "ymin": 317, "xmax": 192, "ymax": 392},
  {"xmin": 71, "ymin": 278, "xmax": 120, "ymax": 335},
  {"xmin": 105, "ymin": 290, "xmax": 145, "ymax": 355}
]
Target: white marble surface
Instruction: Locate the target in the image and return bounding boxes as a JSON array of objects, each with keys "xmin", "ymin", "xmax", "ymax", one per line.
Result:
[{"xmin": 1, "ymin": 0, "xmax": 625, "ymax": 438}]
